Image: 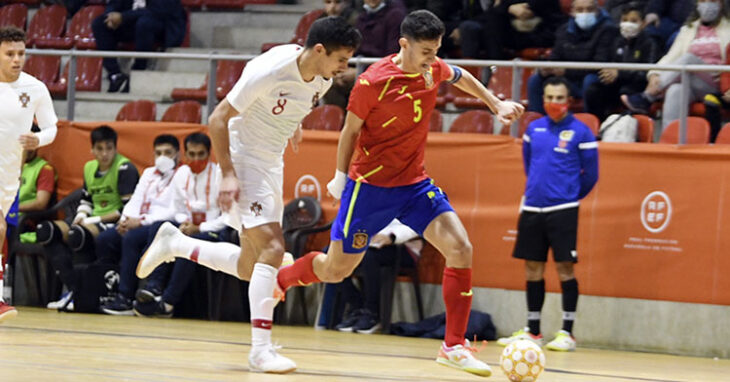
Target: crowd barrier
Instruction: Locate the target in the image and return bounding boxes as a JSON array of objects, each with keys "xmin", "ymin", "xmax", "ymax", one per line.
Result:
[{"xmin": 43, "ymin": 122, "xmax": 730, "ymax": 306}]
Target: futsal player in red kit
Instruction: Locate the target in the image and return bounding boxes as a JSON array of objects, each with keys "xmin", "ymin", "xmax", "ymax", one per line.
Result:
[{"xmin": 276, "ymin": 10, "xmax": 524, "ymax": 377}]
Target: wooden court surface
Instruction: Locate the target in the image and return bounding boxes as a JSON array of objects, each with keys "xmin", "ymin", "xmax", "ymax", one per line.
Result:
[{"xmin": 1, "ymin": 308, "xmax": 727, "ymax": 382}]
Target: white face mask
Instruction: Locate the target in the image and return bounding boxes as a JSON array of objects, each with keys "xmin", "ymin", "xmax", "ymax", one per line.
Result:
[
  {"xmin": 574, "ymin": 12, "xmax": 597, "ymax": 30},
  {"xmin": 620, "ymin": 21, "xmax": 641, "ymax": 39},
  {"xmin": 698, "ymin": 2, "xmax": 721, "ymax": 23},
  {"xmin": 363, "ymin": 0, "xmax": 386, "ymax": 14},
  {"xmin": 155, "ymin": 155, "xmax": 175, "ymax": 173}
]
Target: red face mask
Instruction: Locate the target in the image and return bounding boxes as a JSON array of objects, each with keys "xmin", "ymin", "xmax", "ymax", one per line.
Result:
[
  {"xmin": 189, "ymin": 159, "xmax": 208, "ymax": 174},
  {"xmin": 544, "ymin": 102, "xmax": 569, "ymax": 122}
]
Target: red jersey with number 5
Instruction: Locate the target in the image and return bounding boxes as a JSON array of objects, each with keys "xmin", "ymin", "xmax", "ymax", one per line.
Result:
[{"xmin": 346, "ymin": 55, "xmax": 452, "ymax": 187}]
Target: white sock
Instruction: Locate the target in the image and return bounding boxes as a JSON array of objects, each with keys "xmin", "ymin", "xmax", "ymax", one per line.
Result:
[
  {"xmin": 0, "ymin": 278, "xmax": 4, "ymax": 303},
  {"xmin": 171, "ymin": 235, "xmax": 242, "ymax": 279},
  {"xmin": 249, "ymin": 263, "xmax": 278, "ymax": 351}
]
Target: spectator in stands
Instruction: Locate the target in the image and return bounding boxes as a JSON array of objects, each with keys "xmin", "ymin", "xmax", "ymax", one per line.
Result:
[
  {"xmin": 703, "ymin": 63, "xmax": 730, "ymax": 142},
  {"xmin": 132, "ymin": 133, "xmax": 228, "ymax": 318},
  {"xmin": 526, "ymin": 0, "xmax": 618, "ymax": 114},
  {"xmin": 622, "ymin": 0, "xmax": 730, "ymax": 131},
  {"xmin": 324, "ymin": 0, "xmax": 359, "ymax": 25},
  {"xmin": 605, "ymin": 0, "xmax": 648, "ymax": 23},
  {"xmin": 91, "ymin": 0, "xmax": 187, "ymax": 93},
  {"xmin": 96, "ymin": 134, "xmax": 192, "ymax": 315},
  {"xmin": 356, "ymin": 0, "xmax": 407, "ymax": 57},
  {"xmin": 39, "ymin": 125, "xmax": 139, "ymax": 311},
  {"xmin": 643, "ymin": 0, "xmax": 695, "ymax": 51},
  {"xmin": 335, "ymin": 219, "xmax": 422, "ymax": 334},
  {"xmin": 584, "ymin": 5, "xmax": 660, "ymax": 120},
  {"xmin": 482, "ymin": 0, "xmax": 568, "ymax": 59},
  {"xmin": 445, "ymin": 0, "xmax": 491, "ymax": 58}
]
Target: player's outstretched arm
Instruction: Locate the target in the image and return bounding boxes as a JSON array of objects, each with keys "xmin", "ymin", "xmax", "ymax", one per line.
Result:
[
  {"xmin": 451, "ymin": 66, "xmax": 524, "ymax": 125},
  {"xmin": 327, "ymin": 112, "xmax": 364, "ymax": 200},
  {"xmin": 208, "ymin": 99, "xmax": 241, "ymax": 211}
]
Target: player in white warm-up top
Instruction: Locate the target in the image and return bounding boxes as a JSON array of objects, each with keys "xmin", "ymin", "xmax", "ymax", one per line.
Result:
[
  {"xmin": 0, "ymin": 27, "xmax": 58, "ymax": 323},
  {"xmin": 136, "ymin": 16, "xmax": 361, "ymax": 373}
]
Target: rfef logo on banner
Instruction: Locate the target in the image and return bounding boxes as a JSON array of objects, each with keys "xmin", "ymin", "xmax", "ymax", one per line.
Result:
[
  {"xmin": 640, "ymin": 191, "xmax": 672, "ymax": 233},
  {"xmin": 294, "ymin": 175, "xmax": 321, "ymax": 201}
]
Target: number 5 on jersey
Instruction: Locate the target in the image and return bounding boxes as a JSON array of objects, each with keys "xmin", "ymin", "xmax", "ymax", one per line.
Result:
[{"xmin": 413, "ymin": 99, "xmax": 422, "ymax": 123}]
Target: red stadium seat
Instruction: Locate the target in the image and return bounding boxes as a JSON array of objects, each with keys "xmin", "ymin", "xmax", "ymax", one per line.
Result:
[
  {"xmin": 116, "ymin": 100, "xmax": 157, "ymax": 122},
  {"xmin": 0, "ymin": 4, "xmax": 27, "ymax": 30},
  {"xmin": 449, "ymin": 110, "xmax": 493, "ymax": 134},
  {"xmin": 715, "ymin": 123, "xmax": 730, "ymax": 144},
  {"xmin": 171, "ymin": 60, "xmax": 246, "ymax": 101},
  {"xmin": 429, "ymin": 109, "xmax": 443, "ymax": 132},
  {"xmin": 503, "ymin": 111, "xmax": 543, "ymax": 137},
  {"xmin": 659, "ymin": 117, "xmax": 710, "ymax": 144},
  {"xmin": 452, "ymin": 66, "xmax": 488, "ymax": 109},
  {"xmin": 24, "ymin": 55, "xmax": 60, "ymax": 87},
  {"xmin": 573, "ymin": 112, "xmax": 600, "ymax": 136},
  {"xmin": 35, "ymin": 6, "xmax": 104, "ymax": 49},
  {"xmin": 261, "ymin": 9, "xmax": 325, "ymax": 52},
  {"xmin": 26, "ymin": 5, "xmax": 67, "ymax": 47},
  {"xmin": 301, "ymin": 104, "xmax": 344, "ymax": 131},
  {"xmin": 634, "ymin": 114, "xmax": 655, "ymax": 143},
  {"xmin": 161, "ymin": 101, "xmax": 202, "ymax": 123},
  {"xmin": 181, "ymin": 0, "xmax": 203, "ymax": 8},
  {"xmin": 48, "ymin": 57, "xmax": 103, "ymax": 97}
]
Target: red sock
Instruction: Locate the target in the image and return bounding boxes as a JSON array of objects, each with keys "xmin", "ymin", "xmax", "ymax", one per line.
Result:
[
  {"xmin": 442, "ymin": 267, "xmax": 472, "ymax": 347},
  {"xmin": 277, "ymin": 251, "xmax": 322, "ymax": 290}
]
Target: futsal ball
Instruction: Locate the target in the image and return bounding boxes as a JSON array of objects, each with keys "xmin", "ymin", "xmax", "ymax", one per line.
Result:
[{"xmin": 500, "ymin": 340, "xmax": 546, "ymax": 381}]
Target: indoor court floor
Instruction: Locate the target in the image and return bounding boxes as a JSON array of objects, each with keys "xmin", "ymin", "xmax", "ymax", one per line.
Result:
[{"xmin": 1, "ymin": 308, "xmax": 727, "ymax": 381}]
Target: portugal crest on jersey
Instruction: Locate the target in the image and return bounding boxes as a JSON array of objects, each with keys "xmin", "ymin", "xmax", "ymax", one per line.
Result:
[
  {"xmin": 19, "ymin": 92, "xmax": 30, "ymax": 108},
  {"xmin": 250, "ymin": 201, "xmax": 263, "ymax": 216}
]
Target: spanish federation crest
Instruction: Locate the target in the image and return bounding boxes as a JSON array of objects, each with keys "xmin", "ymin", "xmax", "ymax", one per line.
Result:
[
  {"xmin": 423, "ymin": 70, "xmax": 434, "ymax": 89},
  {"xmin": 352, "ymin": 232, "xmax": 369, "ymax": 250},
  {"xmin": 19, "ymin": 92, "xmax": 30, "ymax": 108}
]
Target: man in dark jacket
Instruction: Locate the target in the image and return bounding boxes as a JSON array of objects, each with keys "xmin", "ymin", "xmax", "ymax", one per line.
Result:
[
  {"xmin": 481, "ymin": 0, "xmax": 568, "ymax": 59},
  {"xmin": 584, "ymin": 4, "xmax": 660, "ymax": 120},
  {"xmin": 356, "ymin": 0, "xmax": 407, "ymax": 57},
  {"xmin": 91, "ymin": 0, "xmax": 187, "ymax": 93},
  {"xmin": 643, "ymin": 0, "xmax": 694, "ymax": 50},
  {"xmin": 526, "ymin": 0, "xmax": 618, "ymax": 113}
]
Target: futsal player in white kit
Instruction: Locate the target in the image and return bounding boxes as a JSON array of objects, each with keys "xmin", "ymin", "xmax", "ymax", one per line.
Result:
[
  {"xmin": 0, "ymin": 27, "xmax": 58, "ymax": 323},
  {"xmin": 136, "ymin": 17, "xmax": 361, "ymax": 373}
]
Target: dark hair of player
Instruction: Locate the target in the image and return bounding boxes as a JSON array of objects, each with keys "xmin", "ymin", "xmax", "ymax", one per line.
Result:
[
  {"xmin": 400, "ymin": 10, "xmax": 445, "ymax": 42},
  {"xmin": 0, "ymin": 26, "xmax": 25, "ymax": 44},
  {"xmin": 91, "ymin": 125, "xmax": 118, "ymax": 147},
  {"xmin": 184, "ymin": 132, "xmax": 211, "ymax": 152},
  {"xmin": 153, "ymin": 134, "xmax": 180, "ymax": 151},
  {"xmin": 543, "ymin": 76, "xmax": 572, "ymax": 96},
  {"xmin": 305, "ymin": 16, "xmax": 362, "ymax": 52}
]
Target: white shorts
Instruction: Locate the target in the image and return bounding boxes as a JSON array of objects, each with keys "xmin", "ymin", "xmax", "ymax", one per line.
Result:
[
  {"xmin": 0, "ymin": 169, "xmax": 20, "ymax": 216},
  {"xmin": 229, "ymin": 161, "xmax": 284, "ymax": 230}
]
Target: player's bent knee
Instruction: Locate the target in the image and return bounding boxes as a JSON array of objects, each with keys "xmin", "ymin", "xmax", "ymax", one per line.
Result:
[
  {"xmin": 67, "ymin": 225, "xmax": 89, "ymax": 252},
  {"xmin": 36, "ymin": 221, "xmax": 59, "ymax": 245}
]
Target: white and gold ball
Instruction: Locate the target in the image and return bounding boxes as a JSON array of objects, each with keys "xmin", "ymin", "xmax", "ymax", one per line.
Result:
[{"xmin": 500, "ymin": 339, "xmax": 546, "ymax": 381}]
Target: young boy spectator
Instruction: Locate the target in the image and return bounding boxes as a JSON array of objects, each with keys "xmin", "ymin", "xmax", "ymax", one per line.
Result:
[
  {"xmin": 584, "ymin": 5, "xmax": 660, "ymax": 120},
  {"xmin": 97, "ymin": 134, "xmax": 192, "ymax": 315}
]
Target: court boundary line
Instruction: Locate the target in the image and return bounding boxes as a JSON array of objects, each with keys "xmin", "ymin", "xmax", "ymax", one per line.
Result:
[{"xmin": 1, "ymin": 325, "xmax": 683, "ymax": 382}]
